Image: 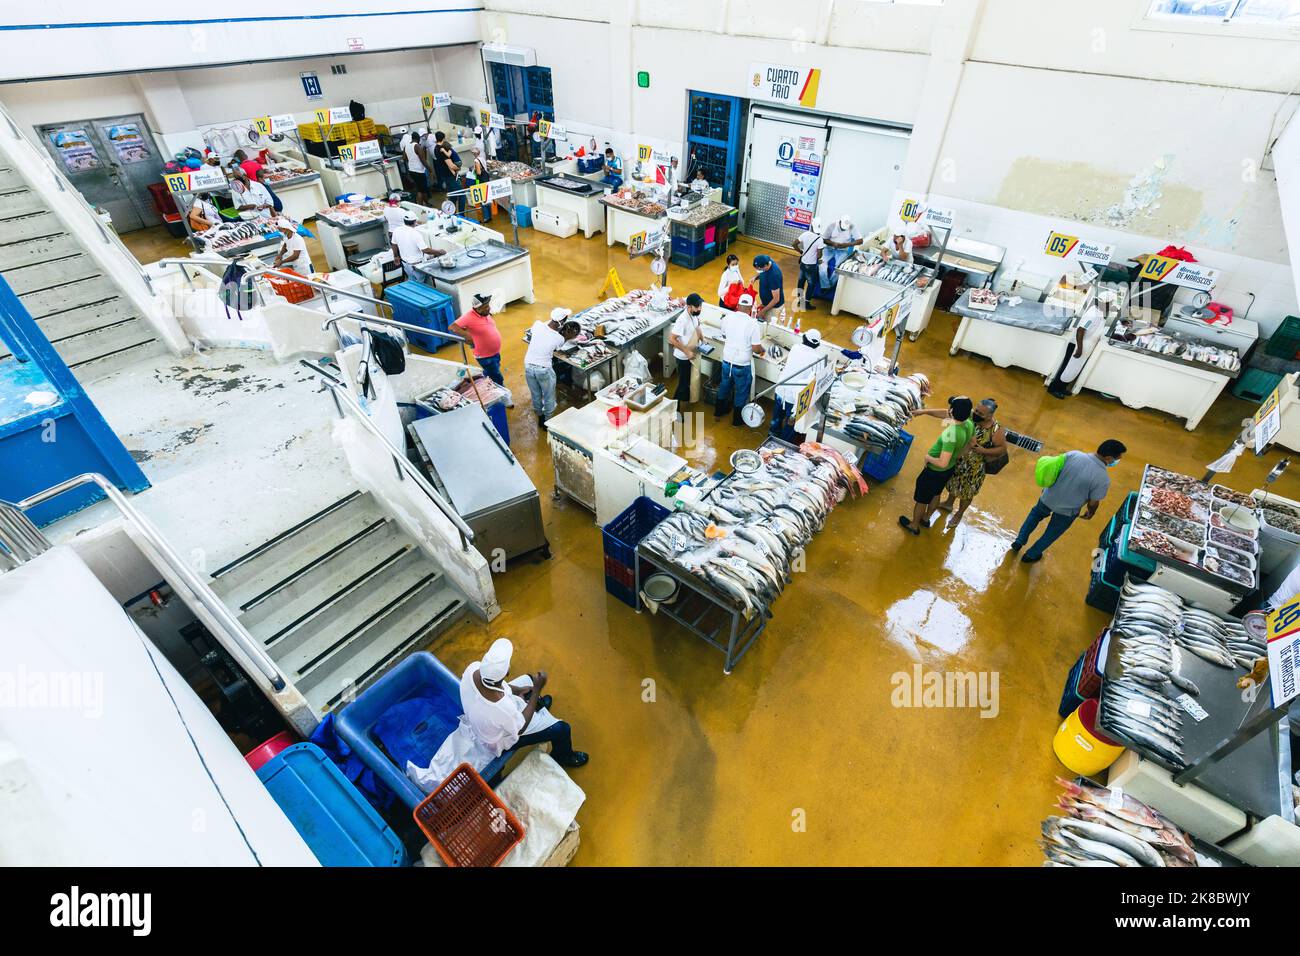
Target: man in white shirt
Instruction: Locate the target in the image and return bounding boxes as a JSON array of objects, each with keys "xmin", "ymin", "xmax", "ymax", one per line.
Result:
[
  {"xmin": 669, "ymin": 292, "xmax": 703, "ymax": 407},
  {"xmin": 388, "ymin": 213, "xmax": 445, "ymax": 282},
  {"xmin": 403, "ymin": 128, "xmax": 429, "ymax": 204},
  {"xmin": 524, "ymin": 307, "xmax": 576, "ymax": 427},
  {"xmin": 460, "ymin": 638, "xmax": 588, "ymax": 768},
  {"xmin": 272, "ymin": 219, "xmax": 314, "ymax": 276},
  {"xmin": 382, "ymin": 194, "xmax": 407, "ymax": 233},
  {"xmin": 823, "ymin": 215, "xmax": 863, "ymax": 253},
  {"xmin": 771, "ymin": 329, "xmax": 826, "ymax": 441},
  {"xmin": 229, "ymin": 168, "xmax": 274, "ymax": 220},
  {"xmin": 792, "ymin": 217, "xmax": 824, "ymax": 311},
  {"xmin": 714, "ymin": 293, "xmax": 765, "ymax": 426}
]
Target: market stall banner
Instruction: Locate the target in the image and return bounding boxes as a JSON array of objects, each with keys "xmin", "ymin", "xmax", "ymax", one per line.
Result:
[
  {"xmin": 1253, "ymin": 383, "xmax": 1283, "ymax": 453},
  {"xmin": 749, "ymin": 62, "xmax": 821, "ymax": 109},
  {"xmin": 1138, "ymin": 255, "xmax": 1220, "ymax": 292},
  {"xmin": 337, "ymin": 140, "xmax": 382, "ymax": 163},
  {"xmin": 628, "ymin": 226, "xmax": 667, "ymax": 256},
  {"xmin": 421, "ymin": 92, "xmax": 452, "ymax": 112},
  {"xmin": 313, "ymin": 106, "xmax": 353, "ymax": 127},
  {"xmin": 467, "ymin": 178, "xmax": 514, "ymax": 206},
  {"xmin": 783, "ymin": 138, "xmax": 822, "ymax": 229},
  {"xmin": 253, "ymin": 114, "xmax": 297, "ymax": 137},
  {"xmin": 1265, "ymin": 596, "xmax": 1300, "ymax": 706},
  {"xmin": 164, "ymin": 166, "xmax": 228, "ymax": 193},
  {"xmin": 1044, "ymin": 230, "xmax": 1114, "ymax": 267},
  {"xmin": 794, "ymin": 358, "xmax": 834, "ymax": 420},
  {"xmin": 538, "ymin": 119, "xmax": 566, "ymax": 141},
  {"xmin": 896, "ymin": 195, "xmax": 956, "ymax": 231}
]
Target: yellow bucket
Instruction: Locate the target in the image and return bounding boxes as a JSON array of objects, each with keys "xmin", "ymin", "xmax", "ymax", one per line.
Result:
[{"xmin": 1053, "ymin": 698, "xmax": 1124, "ymax": 776}]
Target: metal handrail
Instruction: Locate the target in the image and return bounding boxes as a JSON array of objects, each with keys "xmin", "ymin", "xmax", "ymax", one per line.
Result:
[
  {"xmin": 4, "ymin": 474, "xmax": 285, "ymax": 691},
  {"xmin": 299, "ymin": 360, "xmax": 477, "ymax": 550},
  {"xmin": 322, "ymin": 309, "xmax": 469, "ymax": 347}
]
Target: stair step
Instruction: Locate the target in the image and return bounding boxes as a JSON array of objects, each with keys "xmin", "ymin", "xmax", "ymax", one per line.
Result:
[
  {"xmin": 0, "ymin": 189, "xmax": 45, "ymax": 219},
  {"xmin": 54, "ymin": 318, "xmax": 160, "ymax": 369},
  {"xmin": 3, "ymin": 212, "xmax": 64, "ymax": 244},
  {"xmin": 239, "ymin": 520, "xmax": 413, "ymax": 641},
  {"xmin": 260, "ymin": 547, "xmax": 435, "ymax": 670},
  {"xmin": 0, "ymin": 167, "xmax": 27, "ymax": 191},
  {"xmin": 211, "ymin": 493, "xmax": 389, "ymax": 608},
  {"xmin": 19, "ymin": 274, "xmax": 123, "ymax": 320},
  {"xmin": 295, "ymin": 577, "xmax": 465, "ymax": 715},
  {"xmin": 2, "ymin": 253, "xmax": 102, "ymax": 296},
  {"xmin": 0, "ymin": 233, "xmax": 79, "ymax": 272},
  {"xmin": 64, "ymin": 336, "xmax": 170, "ymax": 384},
  {"xmin": 0, "ymin": 298, "xmax": 142, "ymax": 362}
]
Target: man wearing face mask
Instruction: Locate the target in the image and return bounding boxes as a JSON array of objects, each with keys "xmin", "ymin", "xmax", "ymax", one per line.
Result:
[
  {"xmin": 1012, "ymin": 438, "xmax": 1126, "ymax": 563},
  {"xmin": 669, "ymin": 292, "xmax": 704, "ymax": 407}
]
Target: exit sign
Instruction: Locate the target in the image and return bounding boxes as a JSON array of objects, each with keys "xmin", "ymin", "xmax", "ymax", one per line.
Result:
[{"xmin": 637, "ymin": 71, "xmax": 650, "ymax": 88}]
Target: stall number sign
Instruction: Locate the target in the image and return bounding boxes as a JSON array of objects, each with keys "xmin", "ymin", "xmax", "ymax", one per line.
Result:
[
  {"xmin": 337, "ymin": 140, "xmax": 382, "ymax": 163},
  {"xmin": 1044, "ymin": 231, "xmax": 1114, "ymax": 267},
  {"xmin": 314, "ymin": 106, "xmax": 353, "ymax": 127},
  {"xmin": 1253, "ymin": 383, "xmax": 1283, "ymax": 453},
  {"xmin": 749, "ymin": 62, "xmax": 821, "ymax": 109},
  {"xmin": 1137, "ymin": 255, "xmax": 1219, "ymax": 291},
  {"xmin": 897, "ymin": 197, "xmax": 955, "ymax": 231},
  {"xmin": 538, "ymin": 119, "xmax": 566, "ymax": 140},
  {"xmin": 1264, "ymin": 595, "xmax": 1300, "ymax": 706},
  {"xmin": 793, "ymin": 357, "xmax": 834, "ymax": 420},
  {"xmin": 467, "ymin": 177, "xmax": 513, "ymax": 206},
  {"xmin": 164, "ymin": 166, "xmax": 228, "ymax": 193},
  {"xmin": 487, "ymin": 112, "xmax": 506, "ymax": 130},
  {"xmin": 628, "ymin": 226, "xmax": 666, "ymax": 255},
  {"xmin": 420, "ymin": 92, "xmax": 452, "ymax": 112}
]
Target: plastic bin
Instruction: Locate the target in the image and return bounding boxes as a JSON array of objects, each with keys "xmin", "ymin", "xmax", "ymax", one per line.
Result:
[
  {"xmin": 860, "ymin": 429, "xmax": 914, "ymax": 482},
  {"xmin": 413, "ymin": 763, "xmax": 525, "ymax": 867},
  {"xmin": 513, "ymin": 204, "xmax": 533, "ymax": 229},
  {"xmin": 384, "ymin": 282, "xmax": 457, "ymax": 352},
  {"xmin": 335, "ymin": 652, "xmax": 511, "ymax": 810},
  {"xmin": 1053, "ymin": 698, "xmax": 1124, "ymax": 776},
  {"xmin": 244, "ymin": 730, "xmax": 297, "ymax": 771},
  {"xmin": 1232, "ymin": 368, "xmax": 1285, "ymax": 403},
  {"xmin": 256, "ymin": 743, "xmax": 409, "ymax": 866},
  {"xmin": 602, "ymin": 496, "xmax": 670, "ymax": 608},
  {"xmin": 1264, "ymin": 316, "xmax": 1300, "ymax": 360},
  {"xmin": 486, "ymin": 400, "xmax": 510, "ymax": 446}
]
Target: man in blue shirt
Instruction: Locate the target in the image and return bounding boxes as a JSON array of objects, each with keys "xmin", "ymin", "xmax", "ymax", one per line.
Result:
[{"xmin": 753, "ymin": 254, "xmax": 785, "ymax": 319}]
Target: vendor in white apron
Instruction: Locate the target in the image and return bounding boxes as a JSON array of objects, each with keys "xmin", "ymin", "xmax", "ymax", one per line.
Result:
[
  {"xmin": 770, "ymin": 328, "xmax": 826, "ymax": 441},
  {"xmin": 460, "ymin": 638, "xmax": 589, "ymax": 768},
  {"xmin": 1047, "ymin": 298, "xmax": 1108, "ymax": 398}
]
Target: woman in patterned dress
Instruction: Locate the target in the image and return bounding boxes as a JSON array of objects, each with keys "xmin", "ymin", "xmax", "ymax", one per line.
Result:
[{"xmin": 938, "ymin": 398, "xmax": 1007, "ymax": 527}]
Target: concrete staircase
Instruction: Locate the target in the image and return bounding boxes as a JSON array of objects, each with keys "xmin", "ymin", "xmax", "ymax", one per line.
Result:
[
  {"xmin": 210, "ymin": 490, "xmax": 468, "ymax": 717},
  {"xmin": 0, "ymin": 162, "xmax": 170, "ymax": 382}
]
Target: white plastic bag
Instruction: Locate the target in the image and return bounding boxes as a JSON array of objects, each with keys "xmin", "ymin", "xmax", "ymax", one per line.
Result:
[{"xmin": 622, "ymin": 350, "xmax": 651, "ymax": 383}]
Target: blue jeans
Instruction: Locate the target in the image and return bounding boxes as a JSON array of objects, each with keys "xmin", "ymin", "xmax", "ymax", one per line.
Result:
[
  {"xmin": 477, "ymin": 353, "xmax": 504, "ymax": 386},
  {"xmin": 1014, "ymin": 499, "xmax": 1076, "ymax": 559},
  {"xmin": 715, "ymin": 361, "xmax": 753, "ymax": 419},
  {"xmin": 525, "ymin": 364, "xmax": 557, "ymax": 418},
  {"xmin": 798, "ymin": 262, "xmax": 818, "ymax": 297},
  {"xmin": 770, "ymin": 395, "xmax": 796, "ymax": 440},
  {"xmin": 516, "ymin": 719, "xmax": 577, "ymax": 763}
]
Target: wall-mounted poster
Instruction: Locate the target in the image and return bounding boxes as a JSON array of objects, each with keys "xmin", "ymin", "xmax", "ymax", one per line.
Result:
[
  {"xmin": 782, "ymin": 136, "xmax": 821, "ymax": 229},
  {"xmin": 104, "ymin": 124, "xmax": 150, "ymax": 165},
  {"xmin": 49, "ymin": 130, "xmax": 100, "ymax": 173}
]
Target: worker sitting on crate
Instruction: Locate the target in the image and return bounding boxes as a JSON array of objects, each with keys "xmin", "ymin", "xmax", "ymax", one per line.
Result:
[
  {"xmin": 272, "ymin": 219, "xmax": 314, "ymax": 278},
  {"xmin": 389, "ymin": 213, "xmax": 446, "ymax": 283},
  {"xmin": 461, "ymin": 638, "xmax": 589, "ymax": 769}
]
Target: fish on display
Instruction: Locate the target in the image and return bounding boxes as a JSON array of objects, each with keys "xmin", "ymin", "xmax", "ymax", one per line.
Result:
[{"xmin": 1043, "ymin": 778, "xmax": 1199, "ymax": 867}]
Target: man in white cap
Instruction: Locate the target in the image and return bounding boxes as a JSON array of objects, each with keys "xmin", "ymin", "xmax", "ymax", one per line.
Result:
[
  {"xmin": 389, "ymin": 213, "xmax": 445, "ymax": 282},
  {"xmin": 461, "ymin": 638, "xmax": 588, "ymax": 768},
  {"xmin": 523, "ymin": 307, "xmax": 577, "ymax": 427},
  {"xmin": 715, "ymin": 292, "xmax": 765, "ymax": 426},
  {"xmin": 771, "ymin": 329, "xmax": 826, "ymax": 441},
  {"xmin": 271, "ymin": 218, "xmax": 313, "ymax": 276},
  {"xmin": 792, "ymin": 218, "xmax": 825, "ymax": 311},
  {"xmin": 824, "ymin": 214, "xmax": 863, "ymax": 254}
]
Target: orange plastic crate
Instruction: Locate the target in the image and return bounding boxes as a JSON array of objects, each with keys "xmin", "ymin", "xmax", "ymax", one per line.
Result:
[
  {"xmin": 267, "ymin": 271, "xmax": 314, "ymax": 304},
  {"xmin": 413, "ymin": 763, "xmax": 524, "ymax": 867}
]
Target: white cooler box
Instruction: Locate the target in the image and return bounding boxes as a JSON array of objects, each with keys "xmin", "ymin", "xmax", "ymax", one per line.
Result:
[{"xmin": 533, "ymin": 207, "xmax": 578, "ymax": 239}]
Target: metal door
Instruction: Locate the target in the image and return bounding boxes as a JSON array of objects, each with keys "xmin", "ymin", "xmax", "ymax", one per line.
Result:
[
  {"xmin": 36, "ymin": 114, "xmax": 163, "ymax": 232},
  {"xmin": 738, "ymin": 107, "xmax": 827, "ymax": 246},
  {"xmin": 816, "ymin": 120, "xmax": 910, "ymax": 238}
]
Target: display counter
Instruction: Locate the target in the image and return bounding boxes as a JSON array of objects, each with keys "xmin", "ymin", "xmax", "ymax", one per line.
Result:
[
  {"xmin": 413, "ymin": 239, "xmax": 534, "ymax": 314},
  {"xmin": 260, "ymin": 167, "xmax": 327, "ymax": 223},
  {"xmin": 545, "ymin": 396, "xmax": 680, "ymax": 516},
  {"xmin": 830, "ymin": 258, "xmax": 939, "ymax": 340},
  {"xmin": 485, "ymin": 159, "xmax": 543, "ymax": 208},
  {"xmin": 949, "ymin": 290, "xmax": 1074, "ymax": 377},
  {"xmin": 1072, "ymin": 337, "xmax": 1234, "ymax": 431},
  {"xmin": 601, "ymin": 197, "xmax": 667, "ymax": 249},
  {"xmin": 305, "ymin": 152, "xmax": 400, "ymax": 203},
  {"xmin": 1273, "ymin": 373, "xmax": 1300, "ymax": 453},
  {"xmin": 914, "ymin": 236, "xmax": 1005, "ymax": 288},
  {"xmin": 314, "ymin": 200, "xmax": 392, "ymax": 272},
  {"xmin": 535, "ymin": 174, "xmax": 606, "ymax": 239}
]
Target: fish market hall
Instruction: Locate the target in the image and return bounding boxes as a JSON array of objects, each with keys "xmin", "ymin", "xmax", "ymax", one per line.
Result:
[{"xmin": 3, "ymin": 0, "xmax": 1300, "ymax": 881}]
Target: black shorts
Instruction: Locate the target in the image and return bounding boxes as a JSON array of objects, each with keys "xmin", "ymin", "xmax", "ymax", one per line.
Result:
[
  {"xmin": 913, "ymin": 465, "xmax": 952, "ymax": 504},
  {"xmin": 407, "ymin": 169, "xmax": 428, "ymax": 192}
]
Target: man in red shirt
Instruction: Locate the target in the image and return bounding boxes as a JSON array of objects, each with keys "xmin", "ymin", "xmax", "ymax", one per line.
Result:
[
  {"xmin": 232, "ymin": 149, "xmax": 263, "ymax": 182},
  {"xmin": 449, "ymin": 292, "xmax": 505, "ymax": 386}
]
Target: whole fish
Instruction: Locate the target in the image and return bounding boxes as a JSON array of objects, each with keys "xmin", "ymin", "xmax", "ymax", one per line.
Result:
[{"xmin": 1043, "ymin": 819, "xmax": 1143, "ymax": 866}]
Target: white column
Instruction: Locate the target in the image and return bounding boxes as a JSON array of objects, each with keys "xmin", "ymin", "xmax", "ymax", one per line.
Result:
[{"xmin": 131, "ymin": 72, "xmax": 195, "ymax": 140}]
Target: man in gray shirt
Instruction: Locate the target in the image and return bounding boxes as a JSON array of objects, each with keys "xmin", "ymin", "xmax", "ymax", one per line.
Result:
[{"xmin": 1013, "ymin": 439, "xmax": 1126, "ymax": 563}]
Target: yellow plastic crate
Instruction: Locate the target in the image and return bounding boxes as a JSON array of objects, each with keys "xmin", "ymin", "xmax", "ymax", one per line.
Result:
[
  {"xmin": 357, "ymin": 118, "xmax": 376, "ymax": 136},
  {"xmin": 298, "ymin": 122, "xmax": 323, "ymax": 142}
]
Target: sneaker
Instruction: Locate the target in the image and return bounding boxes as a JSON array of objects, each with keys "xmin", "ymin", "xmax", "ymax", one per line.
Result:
[
  {"xmin": 1010, "ymin": 541, "xmax": 1022, "ymax": 553},
  {"xmin": 558, "ymin": 751, "xmax": 589, "ymax": 768},
  {"xmin": 1020, "ymin": 553, "xmax": 1041, "ymax": 564}
]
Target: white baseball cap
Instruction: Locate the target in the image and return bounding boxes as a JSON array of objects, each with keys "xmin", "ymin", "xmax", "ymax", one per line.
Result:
[
  {"xmin": 838, "ymin": 215, "xmax": 851, "ymax": 229},
  {"xmin": 550, "ymin": 307, "xmax": 573, "ymax": 323},
  {"xmin": 737, "ymin": 293, "xmax": 754, "ymax": 307},
  {"xmin": 811, "ymin": 217, "xmax": 823, "ymax": 232}
]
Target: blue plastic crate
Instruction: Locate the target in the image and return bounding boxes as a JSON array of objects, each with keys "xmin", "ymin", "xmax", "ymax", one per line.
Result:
[
  {"xmin": 513, "ymin": 204, "xmax": 532, "ymax": 229},
  {"xmin": 384, "ymin": 282, "xmax": 456, "ymax": 352},
  {"xmin": 860, "ymin": 429, "xmax": 915, "ymax": 482},
  {"xmin": 257, "ymin": 743, "xmax": 408, "ymax": 867},
  {"xmin": 602, "ymin": 496, "xmax": 669, "ymax": 608},
  {"xmin": 671, "ymin": 235, "xmax": 704, "ymax": 257},
  {"xmin": 487, "ymin": 400, "xmax": 510, "ymax": 446}
]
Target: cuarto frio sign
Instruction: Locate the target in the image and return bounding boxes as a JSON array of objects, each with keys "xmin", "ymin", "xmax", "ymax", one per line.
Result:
[{"xmin": 748, "ymin": 62, "xmax": 821, "ymax": 109}]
